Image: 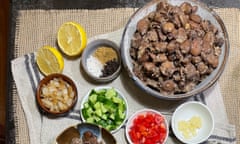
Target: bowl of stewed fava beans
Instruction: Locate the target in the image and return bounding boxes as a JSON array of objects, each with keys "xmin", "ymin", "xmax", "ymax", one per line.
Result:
[
  {"xmin": 36, "ymin": 73, "xmax": 78, "ymax": 116},
  {"xmin": 121, "ymin": 0, "xmax": 229, "ymax": 100}
]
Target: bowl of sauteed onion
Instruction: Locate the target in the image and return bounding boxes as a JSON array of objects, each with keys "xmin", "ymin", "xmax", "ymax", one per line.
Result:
[{"xmin": 36, "ymin": 73, "xmax": 78, "ymax": 116}]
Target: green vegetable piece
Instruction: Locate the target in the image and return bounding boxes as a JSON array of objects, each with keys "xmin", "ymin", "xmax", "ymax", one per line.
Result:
[
  {"xmin": 97, "ymin": 120, "xmax": 107, "ymax": 127},
  {"xmin": 95, "ymin": 89, "xmax": 106, "ymax": 94},
  {"xmin": 89, "ymin": 94, "xmax": 97, "ymax": 103},
  {"xmin": 118, "ymin": 109, "xmax": 125, "ymax": 119},
  {"xmin": 97, "ymin": 95, "xmax": 106, "ymax": 102},
  {"xmin": 102, "ymin": 114, "xmax": 108, "ymax": 120},
  {"xmin": 116, "ymin": 121, "xmax": 123, "ymax": 126},
  {"xmin": 118, "ymin": 103, "xmax": 126, "ymax": 113},
  {"xmin": 112, "ymin": 96, "xmax": 123, "ymax": 104},
  {"xmin": 86, "ymin": 117, "xmax": 94, "ymax": 123},
  {"xmin": 100, "ymin": 103, "xmax": 108, "ymax": 113},
  {"xmin": 94, "ymin": 102, "xmax": 101, "ymax": 110},
  {"xmin": 95, "ymin": 109, "xmax": 102, "ymax": 117},
  {"xmin": 93, "ymin": 115, "xmax": 101, "ymax": 122},
  {"xmin": 104, "ymin": 100, "xmax": 117, "ymax": 111},
  {"xmin": 110, "ymin": 113, "xmax": 115, "ymax": 120},
  {"xmin": 105, "ymin": 88, "xmax": 117, "ymax": 99},
  {"xmin": 106, "ymin": 125, "xmax": 114, "ymax": 131},
  {"xmin": 86, "ymin": 107, "xmax": 93, "ymax": 114},
  {"xmin": 84, "ymin": 102, "xmax": 89, "ymax": 108},
  {"xmin": 82, "ymin": 108, "xmax": 89, "ymax": 119}
]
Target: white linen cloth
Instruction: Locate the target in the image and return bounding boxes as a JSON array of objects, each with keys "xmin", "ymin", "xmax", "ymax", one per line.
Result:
[{"xmin": 11, "ymin": 29, "xmax": 236, "ymax": 144}]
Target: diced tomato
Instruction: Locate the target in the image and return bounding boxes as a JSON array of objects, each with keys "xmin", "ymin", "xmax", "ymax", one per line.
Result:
[{"xmin": 128, "ymin": 112, "xmax": 167, "ymax": 144}]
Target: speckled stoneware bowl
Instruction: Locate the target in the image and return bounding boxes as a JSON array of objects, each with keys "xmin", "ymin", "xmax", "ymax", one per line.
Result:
[
  {"xmin": 54, "ymin": 123, "xmax": 116, "ymax": 144},
  {"xmin": 121, "ymin": 0, "xmax": 229, "ymax": 100},
  {"xmin": 81, "ymin": 39, "xmax": 121, "ymax": 83}
]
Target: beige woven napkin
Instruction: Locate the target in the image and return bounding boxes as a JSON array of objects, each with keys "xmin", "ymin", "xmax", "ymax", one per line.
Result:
[
  {"xmin": 11, "ymin": 8, "xmax": 240, "ymax": 144},
  {"xmin": 12, "ymin": 28, "xmax": 236, "ymax": 144}
]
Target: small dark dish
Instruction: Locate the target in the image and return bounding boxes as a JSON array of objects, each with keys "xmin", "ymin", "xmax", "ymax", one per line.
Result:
[
  {"xmin": 36, "ymin": 73, "xmax": 78, "ymax": 116},
  {"xmin": 81, "ymin": 39, "xmax": 121, "ymax": 83},
  {"xmin": 55, "ymin": 123, "xmax": 116, "ymax": 144},
  {"xmin": 121, "ymin": 0, "xmax": 229, "ymax": 100}
]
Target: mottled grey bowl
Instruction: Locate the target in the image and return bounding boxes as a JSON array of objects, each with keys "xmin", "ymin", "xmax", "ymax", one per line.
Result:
[
  {"xmin": 121, "ymin": 0, "xmax": 229, "ymax": 100},
  {"xmin": 81, "ymin": 39, "xmax": 121, "ymax": 83},
  {"xmin": 54, "ymin": 123, "xmax": 116, "ymax": 144}
]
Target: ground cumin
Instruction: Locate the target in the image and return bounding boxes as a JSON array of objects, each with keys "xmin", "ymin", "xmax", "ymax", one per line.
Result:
[{"xmin": 93, "ymin": 46, "xmax": 118, "ymax": 64}]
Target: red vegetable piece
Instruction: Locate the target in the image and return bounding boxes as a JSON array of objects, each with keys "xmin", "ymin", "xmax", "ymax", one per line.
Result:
[{"xmin": 129, "ymin": 112, "xmax": 167, "ymax": 144}]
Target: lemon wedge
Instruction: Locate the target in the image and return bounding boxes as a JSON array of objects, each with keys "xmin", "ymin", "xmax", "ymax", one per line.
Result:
[
  {"xmin": 57, "ymin": 22, "xmax": 87, "ymax": 56},
  {"xmin": 36, "ymin": 46, "xmax": 64, "ymax": 75}
]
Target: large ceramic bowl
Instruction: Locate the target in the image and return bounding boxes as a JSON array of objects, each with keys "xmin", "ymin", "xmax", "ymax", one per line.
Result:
[{"xmin": 121, "ymin": 0, "xmax": 229, "ymax": 100}]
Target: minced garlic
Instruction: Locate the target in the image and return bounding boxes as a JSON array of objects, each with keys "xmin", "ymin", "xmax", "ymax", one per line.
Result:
[{"xmin": 178, "ymin": 116, "xmax": 202, "ymax": 139}]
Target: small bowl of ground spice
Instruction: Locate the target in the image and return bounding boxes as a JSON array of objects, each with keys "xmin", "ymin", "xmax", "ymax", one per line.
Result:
[{"xmin": 81, "ymin": 39, "xmax": 121, "ymax": 83}]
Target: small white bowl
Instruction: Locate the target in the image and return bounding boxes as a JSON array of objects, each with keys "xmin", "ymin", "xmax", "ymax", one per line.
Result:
[
  {"xmin": 80, "ymin": 86, "xmax": 128, "ymax": 133},
  {"xmin": 126, "ymin": 109, "xmax": 169, "ymax": 144},
  {"xmin": 171, "ymin": 101, "xmax": 214, "ymax": 144}
]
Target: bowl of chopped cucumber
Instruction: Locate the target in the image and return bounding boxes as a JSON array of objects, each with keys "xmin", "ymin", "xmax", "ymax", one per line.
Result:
[{"xmin": 80, "ymin": 86, "xmax": 128, "ymax": 133}]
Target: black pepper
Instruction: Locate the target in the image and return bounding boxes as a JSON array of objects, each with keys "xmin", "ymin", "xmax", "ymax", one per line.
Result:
[{"xmin": 100, "ymin": 59, "xmax": 119, "ymax": 77}]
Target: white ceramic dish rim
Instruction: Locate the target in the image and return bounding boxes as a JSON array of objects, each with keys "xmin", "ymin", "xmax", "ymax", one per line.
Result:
[
  {"xmin": 80, "ymin": 86, "xmax": 129, "ymax": 134},
  {"xmin": 171, "ymin": 101, "xmax": 214, "ymax": 143},
  {"xmin": 120, "ymin": 0, "xmax": 229, "ymax": 100},
  {"xmin": 125, "ymin": 108, "xmax": 169, "ymax": 144}
]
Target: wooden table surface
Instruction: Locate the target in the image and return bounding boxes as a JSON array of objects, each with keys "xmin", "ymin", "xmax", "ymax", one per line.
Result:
[{"xmin": 0, "ymin": 0, "xmax": 9, "ymax": 143}]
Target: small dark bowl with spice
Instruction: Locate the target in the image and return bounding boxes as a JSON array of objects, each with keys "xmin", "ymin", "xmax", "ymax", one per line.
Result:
[{"xmin": 81, "ymin": 39, "xmax": 121, "ymax": 83}]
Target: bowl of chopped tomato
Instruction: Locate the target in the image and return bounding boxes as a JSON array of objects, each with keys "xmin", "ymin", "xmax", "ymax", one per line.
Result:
[{"xmin": 125, "ymin": 109, "xmax": 168, "ymax": 144}]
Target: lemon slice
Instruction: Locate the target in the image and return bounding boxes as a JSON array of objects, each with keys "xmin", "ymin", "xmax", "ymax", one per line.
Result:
[
  {"xmin": 36, "ymin": 46, "xmax": 64, "ymax": 75},
  {"xmin": 57, "ymin": 22, "xmax": 87, "ymax": 56}
]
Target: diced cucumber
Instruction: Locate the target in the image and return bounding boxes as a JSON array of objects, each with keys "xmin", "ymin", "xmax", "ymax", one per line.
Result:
[
  {"xmin": 86, "ymin": 117, "xmax": 94, "ymax": 123},
  {"xmin": 110, "ymin": 113, "xmax": 115, "ymax": 120},
  {"xmin": 112, "ymin": 96, "xmax": 123, "ymax": 104},
  {"xmin": 96, "ymin": 95, "xmax": 106, "ymax": 102},
  {"xmin": 81, "ymin": 108, "xmax": 89, "ymax": 119},
  {"xmin": 86, "ymin": 107, "xmax": 93, "ymax": 115},
  {"xmin": 95, "ymin": 89, "xmax": 106, "ymax": 94},
  {"xmin": 102, "ymin": 114, "xmax": 108, "ymax": 120},
  {"xmin": 95, "ymin": 115, "xmax": 101, "ymax": 122},
  {"xmin": 118, "ymin": 109, "xmax": 125, "ymax": 119},
  {"xmin": 100, "ymin": 103, "xmax": 108, "ymax": 113},
  {"xmin": 82, "ymin": 88, "xmax": 127, "ymax": 131},
  {"xmin": 94, "ymin": 102, "xmax": 101, "ymax": 110},
  {"xmin": 95, "ymin": 109, "xmax": 102, "ymax": 117},
  {"xmin": 89, "ymin": 94, "xmax": 97, "ymax": 103},
  {"xmin": 105, "ymin": 88, "xmax": 116, "ymax": 99},
  {"xmin": 84, "ymin": 102, "xmax": 89, "ymax": 108},
  {"xmin": 119, "ymin": 103, "xmax": 126, "ymax": 113}
]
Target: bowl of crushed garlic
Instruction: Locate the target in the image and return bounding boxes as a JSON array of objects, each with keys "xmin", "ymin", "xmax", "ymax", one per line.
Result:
[
  {"xmin": 171, "ymin": 101, "xmax": 214, "ymax": 144},
  {"xmin": 36, "ymin": 73, "xmax": 78, "ymax": 116},
  {"xmin": 81, "ymin": 39, "xmax": 121, "ymax": 83}
]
